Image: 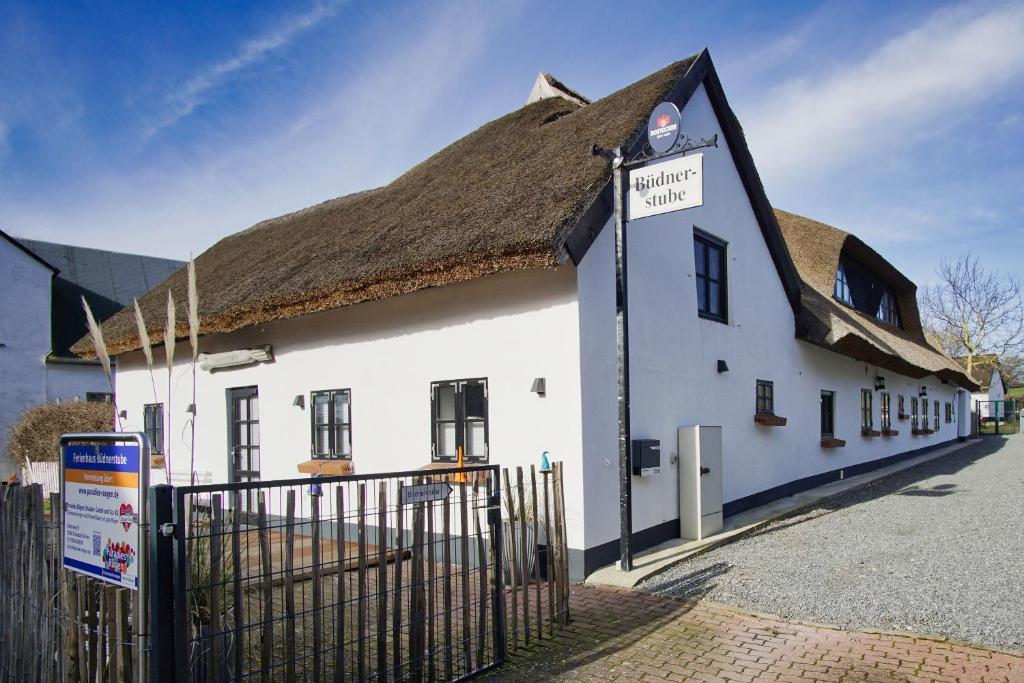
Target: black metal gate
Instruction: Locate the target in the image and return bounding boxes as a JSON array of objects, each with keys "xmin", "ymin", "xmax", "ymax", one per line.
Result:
[
  {"xmin": 161, "ymin": 465, "xmax": 504, "ymax": 681},
  {"xmin": 976, "ymin": 399, "xmax": 1020, "ymax": 435}
]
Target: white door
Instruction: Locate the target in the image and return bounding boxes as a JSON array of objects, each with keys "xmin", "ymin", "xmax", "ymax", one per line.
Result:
[{"xmin": 678, "ymin": 425, "xmax": 724, "ymax": 541}]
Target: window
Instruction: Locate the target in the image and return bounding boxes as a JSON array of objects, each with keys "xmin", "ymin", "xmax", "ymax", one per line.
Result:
[
  {"xmin": 431, "ymin": 378, "xmax": 488, "ymax": 462},
  {"xmin": 86, "ymin": 392, "xmax": 113, "ymax": 403},
  {"xmin": 898, "ymin": 394, "xmax": 905, "ymax": 417},
  {"xmin": 755, "ymin": 380, "xmax": 774, "ymax": 415},
  {"xmin": 820, "ymin": 391, "xmax": 835, "ymax": 438},
  {"xmin": 861, "ymin": 389, "xmax": 873, "ymax": 429},
  {"xmin": 877, "ymin": 289, "xmax": 899, "ymax": 326},
  {"xmin": 922, "ymin": 398, "xmax": 929, "ymax": 430},
  {"xmin": 934, "ymin": 401, "xmax": 940, "ymax": 430},
  {"xmin": 310, "ymin": 389, "xmax": 352, "ymax": 459},
  {"xmin": 694, "ymin": 231, "xmax": 727, "ymax": 323},
  {"xmin": 910, "ymin": 397, "xmax": 919, "ymax": 430},
  {"xmin": 945, "ymin": 402, "xmax": 953, "ymax": 423},
  {"xmin": 143, "ymin": 403, "xmax": 164, "ymax": 454},
  {"xmin": 834, "ymin": 263, "xmax": 852, "ymax": 304},
  {"xmin": 881, "ymin": 393, "xmax": 891, "ymax": 430}
]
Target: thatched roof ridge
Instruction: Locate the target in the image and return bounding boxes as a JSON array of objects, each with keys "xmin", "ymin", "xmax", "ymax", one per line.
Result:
[
  {"xmin": 774, "ymin": 209, "xmax": 977, "ymax": 390},
  {"xmin": 80, "ymin": 57, "xmax": 697, "ymax": 357}
]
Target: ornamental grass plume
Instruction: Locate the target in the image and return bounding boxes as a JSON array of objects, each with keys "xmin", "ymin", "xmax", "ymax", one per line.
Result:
[
  {"xmin": 82, "ymin": 296, "xmax": 122, "ymax": 430},
  {"xmin": 133, "ymin": 298, "xmax": 167, "ymax": 482},
  {"xmin": 187, "ymin": 258, "xmax": 200, "ymax": 484},
  {"xmin": 165, "ymin": 290, "xmax": 176, "ymax": 477}
]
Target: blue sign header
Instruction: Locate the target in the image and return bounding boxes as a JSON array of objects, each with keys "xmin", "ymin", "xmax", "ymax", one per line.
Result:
[{"xmin": 62, "ymin": 444, "xmax": 140, "ymax": 473}]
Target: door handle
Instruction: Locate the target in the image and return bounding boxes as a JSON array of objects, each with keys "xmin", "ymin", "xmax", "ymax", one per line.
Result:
[{"xmin": 700, "ymin": 466, "xmax": 710, "ymax": 476}]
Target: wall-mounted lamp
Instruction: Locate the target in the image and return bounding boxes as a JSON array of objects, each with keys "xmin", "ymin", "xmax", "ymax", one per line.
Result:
[
  {"xmin": 292, "ymin": 395, "xmax": 305, "ymax": 409},
  {"xmin": 874, "ymin": 376, "xmax": 886, "ymax": 391},
  {"xmin": 919, "ymin": 386, "xmax": 928, "ymax": 397},
  {"xmin": 185, "ymin": 404, "xmax": 196, "ymax": 415},
  {"xmin": 717, "ymin": 360, "xmax": 730, "ymax": 373},
  {"xmin": 530, "ymin": 377, "xmax": 546, "ymax": 397},
  {"xmin": 118, "ymin": 409, "xmax": 128, "ymax": 420}
]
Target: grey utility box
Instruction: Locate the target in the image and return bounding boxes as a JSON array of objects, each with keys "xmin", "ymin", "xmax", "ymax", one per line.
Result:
[
  {"xmin": 678, "ymin": 426, "xmax": 724, "ymax": 541},
  {"xmin": 631, "ymin": 439, "xmax": 661, "ymax": 477}
]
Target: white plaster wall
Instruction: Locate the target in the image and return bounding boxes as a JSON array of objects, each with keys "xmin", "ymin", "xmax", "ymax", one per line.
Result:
[
  {"xmin": 115, "ymin": 267, "xmax": 587, "ymax": 548},
  {"xmin": 46, "ymin": 362, "xmax": 111, "ymax": 402},
  {"xmin": 576, "ymin": 84, "xmax": 966, "ymax": 552},
  {"xmin": 0, "ymin": 240, "xmax": 51, "ymax": 475}
]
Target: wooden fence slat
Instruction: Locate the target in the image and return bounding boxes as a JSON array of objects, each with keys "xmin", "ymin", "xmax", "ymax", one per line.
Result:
[
  {"xmin": 334, "ymin": 486, "xmax": 346, "ymax": 682},
  {"xmin": 473, "ymin": 486, "xmax": 487, "ymax": 668},
  {"xmin": 502, "ymin": 468, "xmax": 518, "ymax": 650},
  {"xmin": 392, "ymin": 482, "xmax": 404, "ymax": 679},
  {"xmin": 210, "ymin": 494, "xmax": 223, "ymax": 683},
  {"xmin": 117, "ymin": 589, "xmax": 129, "ymax": 683},
  {"xmin": 77, "ymin": 575, "xmax": 89, "ymax": 683},
  {"xmin": 543, "ymin": 470, "xmax": 554, "ymax": 636},
  {"xmin": 516, "ymin": 467, "xmax": 530, "ymax": 646},
  {"xmin": 531, "ymin": 465, "xmax": 541, "ymax": 639},
  {"xmin": 459, "ymin": 482, "xmax": 471, "ymax": 674},
  {"xmin": 257, "ymin": 494, "xmax": 273, "ymax": 683},
  {"xmin": 357, "ymin": 483, "xmax": 368, "ymax": 682},
  {"xmin": 312, "ymin": 493, "xmax": 323, "ymax": 681},
  {"xmin": 283, "ymin": 490, "xmax": 296, "ymax": 683},
  {"xmin": 376, "ymin": 482, "xmax": 388, "ymax": 679},
  {"xmin": 555, "ymin": 462, "xmax": 570, "ymax": 623},
  {"xmin": 426, "ymin": 496, "xmax": 436, "ymax": 683},
  {"xmin": 231, "ymin": 491, "xmax": 244, "ymax": 682},
  {"xmin": 442, "ymin": 489, "xmax": 453, "ymax": 680},
  {"xmin": 411, "ymin": 486, "xmax": 426, "ymax": 681}
]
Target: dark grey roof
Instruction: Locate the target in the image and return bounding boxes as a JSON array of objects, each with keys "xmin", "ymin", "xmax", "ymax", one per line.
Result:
[
  {"xmin": 1, "ymin": 229, "xmax": 57, "ymax": 273},
  {"xmin": 16, "ymin": 238, "xmax": 183, "ymax": 358}
]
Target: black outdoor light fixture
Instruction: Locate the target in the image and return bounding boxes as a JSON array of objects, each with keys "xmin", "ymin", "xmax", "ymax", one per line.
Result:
[
  {"xmin": 118, "ymin": 409, "xmax": 128, "ymax": 420},
  {"xmin": 717, "ymin": 360, "xmax": 730, "ymax": 373},
  {"xmin": 531, "ymin": 377, "xmax": 546, "ymax": 397},
  {"xmin": 919, "ymin": 386, "xmax": 928, "ymax": 397},
  {"xmin": 186, "ymin": 404, "xmax": 196, "ymax": 415},
  {"xmin": 875, "ymin": 376, "xmax": 886, "ymax": 391},
  {"xmin": 292, "ymin": 395, "xmax": 305, "ymax": 409}
]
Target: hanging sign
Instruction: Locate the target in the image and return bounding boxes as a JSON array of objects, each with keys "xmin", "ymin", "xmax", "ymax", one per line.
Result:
[
  {"xmin": 62, "ymin": 443, "xmax": 142, "ymax": 589},
  {"xmin": 627, "ymin": 153, "xmax": 703, "ymax": 220},
  {"xmin": 401, "ymin": 481, "xmax": 453, "ymax": 505},
  {"xmin": 647, "ymin": 102, "xmax": 681, "ymax": 154}
]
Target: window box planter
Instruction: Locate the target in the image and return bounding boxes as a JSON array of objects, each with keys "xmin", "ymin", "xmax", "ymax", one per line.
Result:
[
  {"xmin": 417, "ymin": 461, "xmax": 490, "ymax": 485},
  {"xmin": 150, "ymin": 455, "xmax": 166, "ymax": 469},
  {"xmin": 820, "ymin": 437, "xmax": 846, "ymax": 448},
  {"xmin": 861, "ymin": 428, "xmax": 881, "ymax": 437},
  {"xmin": 297, "ymin": 459, "xmax": 354, "ymax": 476},
  {"xmin": 754, "ymin": 413, "xmax": 787, "ymax": 427},
  {"xmin": 898, "ymin": 413, "xmax": 910, "ymax": 421},
  {"xmin": 881, "ymin": 428, "xmax": 899, "ymax": 437},
  {"xmin": 911, "ymin": 428, "xmax": 933, "ymax": 436}
]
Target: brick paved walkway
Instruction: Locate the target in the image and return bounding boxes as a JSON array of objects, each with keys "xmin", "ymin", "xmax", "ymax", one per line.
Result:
[{"xmin": 486, "ymin": 585, "xmax": 1024, "ymax": 682}]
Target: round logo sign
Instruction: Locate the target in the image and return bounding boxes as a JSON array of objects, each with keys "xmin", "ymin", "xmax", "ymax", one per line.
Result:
[{"xmin": 647, "ymin": 102, "xmax": 681, "ymax": 154}]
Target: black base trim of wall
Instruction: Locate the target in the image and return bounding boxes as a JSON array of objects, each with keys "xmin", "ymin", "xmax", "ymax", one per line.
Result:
[
  {"xmin": 722, "ymin": 437, "xmax": 959, "ymax": 517},
  {"xmin": 580, "ymin": 437, "xmax": 960, "ymax": 578}
]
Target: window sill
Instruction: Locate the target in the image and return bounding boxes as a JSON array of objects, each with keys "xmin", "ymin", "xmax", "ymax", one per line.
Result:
[
  {"xmin": 150, "ymin": 455, "xmax": 166, "ymax": 469},
  {"xmin": 754, "ymin": 414, "xmax": 787, "ymax": 427},
  {"xmin": 297, "ymin": 459, "xmax": 354, "ymax": 476},
  {"xmin": 697, "ymin": 312, "xmax": 728, "ymax": 325},
  {"xmin": 820, "ymin": 438, "xmax": 846, "ymax": 449},
  {"xmin": 898, "ymin": 414, "xmax": 910, "ymax": 421},
  {"xmin": 911, "ymin": 428, "xmax": 933, "ymax": 436},
  {"xmin": 881, "ymin": 428, "xmax": 900, "ymax": 437},
  {"xmin": 861, "ymin": 428, "xmax": 881, "ymax": 437}
]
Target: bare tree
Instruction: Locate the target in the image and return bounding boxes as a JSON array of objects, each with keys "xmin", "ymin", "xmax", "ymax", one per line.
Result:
[{"xmin": 919, "ymin": 253, "xmax": 1024, "ymax": 375}]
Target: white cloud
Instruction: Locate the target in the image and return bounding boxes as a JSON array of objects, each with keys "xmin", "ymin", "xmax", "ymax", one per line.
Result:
[
  {"xmin": 744, "ymin": 2, "xmax": 1024, "ymax": 186},
  {"xmin": 144, "ymin": 1, "xmax": 343, "ymax": 138}
]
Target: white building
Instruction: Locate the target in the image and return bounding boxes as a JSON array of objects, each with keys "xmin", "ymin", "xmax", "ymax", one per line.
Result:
[
  {"xmin": 0, "ymin": 233, "xmax": 181, "ymax": 475},
  {"xmin": 968, "ymin": 360, "xmax": 1008, "ymax": 418},
  {"xmin": 88, "ymin": 50, "xmax": 978, "ymax": 578}
]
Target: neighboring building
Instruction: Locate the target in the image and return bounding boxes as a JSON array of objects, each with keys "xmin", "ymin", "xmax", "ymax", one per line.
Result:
[
  {"xmin": 0, "ymin": 234, "xmax": 182, "ymax": 474},
  {"xmin": 0, "ymin": 230, "xmax": 57, "ymax": 477},
  {"xmin": 86, "ymin": 50, "xmax": 978, "ymax": 579},
  {"xmin": 965, "ymin": 356, "xmax": 1008, "ymax": 418}
]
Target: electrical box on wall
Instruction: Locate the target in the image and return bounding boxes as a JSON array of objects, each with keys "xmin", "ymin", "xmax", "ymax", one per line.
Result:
[{"xmin": 631, "ymin": 439, "xmax": 661, "ymax": 477}]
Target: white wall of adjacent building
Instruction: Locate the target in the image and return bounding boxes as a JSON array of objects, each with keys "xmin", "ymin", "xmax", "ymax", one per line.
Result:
[
  {"xmin": 575, "ymin": 84, "xmax": 965, "ymax": 555},
  {"xmin": 114, "ymin": 266, "xmax": 588, "ymax": 548},
  {"xmin": 0, "ymin": 239, "xmax": 52, "ymax": 476}
]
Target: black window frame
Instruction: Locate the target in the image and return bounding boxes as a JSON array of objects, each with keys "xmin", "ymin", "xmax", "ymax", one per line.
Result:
[
  {"xmin": 922, "ymin": 398, "xmax": 929, "ymax": 429},
  {"xmin": 880, "ymin": 392, "xmax": 891, "ymax": 430},
  {"xmin": 755, "ymin": 380, "xmax": 774, "ymax": 415},
  {"xmin": 911, "ymin": 397, "xmax": 919, "ymax": 430},
  {"xmin": 310, "ymin": 389, "xmax": 352, "ymax": 460},
  {"xmin": 143, "ymin": 403, "xmax": 164, "ymax": 455},
  {"xmin": 934, "ymin": 400, "xmax": 940, "ymax": 430},
  {"xmin": 693, "ymin": 229, "xmax": 728, "ymax": 324},
  {"xmin": 898, "ymin": 394, "xmax": 905, "ymax": 417},
  {"xmin": 834, "ymin": 263, "xmax": 852, "ymax": 304},
  {"xmin": 861, "ymin": 389, "xmax": 873, "ymax": 429},
  {"xmin": 86, "ymin": 392, "xmax": 113, "ymax": 403},
  {"xmin": 876, "ymin": 288, "xmax": 900, "ymax": 327},
  {"xmin": 431, "ymin": 378, "xmax": 489, "ymax": 463},
  {"xmin": 820, "ymin": 390, "xmax": 835, "ymax": 439},
  {"xmin": 945, "ymin": 402, "xmax": 953, "ymax": 423}
]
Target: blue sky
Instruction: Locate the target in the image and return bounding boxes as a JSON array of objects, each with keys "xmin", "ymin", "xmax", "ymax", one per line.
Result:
[{"xmin": 1, "ymin": 0, "xmax": 1022, "ymax": 286}]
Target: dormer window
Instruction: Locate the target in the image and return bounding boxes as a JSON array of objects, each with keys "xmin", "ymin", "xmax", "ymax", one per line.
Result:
[
  {"xmin": 877, "ymin": 289, "xmax": 899, "ymax": 326},
  {"xmin": 834, "ymin": 263, "xmax": 852, "ymax": 304}
]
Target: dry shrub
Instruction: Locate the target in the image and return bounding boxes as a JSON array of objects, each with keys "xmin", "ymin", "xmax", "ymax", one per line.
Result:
[{"xmin": 6, "ymin": 400, "xmax": 113, "ymax": 465}]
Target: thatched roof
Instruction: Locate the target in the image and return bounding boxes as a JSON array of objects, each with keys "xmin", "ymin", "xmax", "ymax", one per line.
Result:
[
  {"xmin": 77, "ymin": 56, "xmax": 698, "ymax": 357},
  {"xmin": 774, "ymin": 209, "xmax": 978, "ymax": 390}
]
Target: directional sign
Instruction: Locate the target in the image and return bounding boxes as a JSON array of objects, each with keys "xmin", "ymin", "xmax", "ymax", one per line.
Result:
[{"xmin": 401, "ymin": 482, "xmax": 453, "ymax": 505}]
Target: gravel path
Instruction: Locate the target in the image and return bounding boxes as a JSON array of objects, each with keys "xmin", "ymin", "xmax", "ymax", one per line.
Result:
[{"xmin": 639, "ymin": 434, "xmax": 1024, "ymax": 652}]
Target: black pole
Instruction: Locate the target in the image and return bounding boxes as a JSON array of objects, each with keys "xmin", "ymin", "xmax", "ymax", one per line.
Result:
[
  {"xmin": 612, "ymin": 155, "xmax": 634, "ymax": 572},
  {"xmin": 148, "ymin": 484, "xmax": 176, "ymax": 683}
]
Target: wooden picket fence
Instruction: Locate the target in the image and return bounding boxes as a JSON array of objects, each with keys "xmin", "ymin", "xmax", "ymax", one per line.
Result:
[{"xmin": 0, "ymin": 483, "xmax": 138, "ymax": 683}]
